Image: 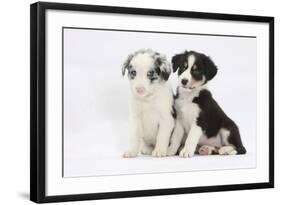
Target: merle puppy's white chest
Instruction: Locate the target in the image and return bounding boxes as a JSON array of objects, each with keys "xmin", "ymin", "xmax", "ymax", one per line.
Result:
[{"xmin": 139, "ymin": 103, "xmax": 159, "ymax": 144}]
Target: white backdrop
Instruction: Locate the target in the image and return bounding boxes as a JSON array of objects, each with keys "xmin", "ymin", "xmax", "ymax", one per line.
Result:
[
  {"xmin": 0, "ymin": 0, "xmax": 279, "ymax": 205},
  {"xmin": 64, "ymin": 28, "xmax": 257, "ymax": 177}
]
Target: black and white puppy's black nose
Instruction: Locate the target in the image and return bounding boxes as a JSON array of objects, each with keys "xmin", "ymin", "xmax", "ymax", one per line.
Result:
[{"xmin": 181, "ymin": 79, "xmax": 188, "ymax": 86}]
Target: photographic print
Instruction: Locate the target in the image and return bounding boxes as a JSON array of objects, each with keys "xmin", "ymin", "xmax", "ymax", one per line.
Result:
[
  {"xmin": 63, "ymin": 28, "xmax": 256, "ymax": 177},
  {"xmin": 30, "ymin": 2, "xmax": 274, "ymax": 203}
]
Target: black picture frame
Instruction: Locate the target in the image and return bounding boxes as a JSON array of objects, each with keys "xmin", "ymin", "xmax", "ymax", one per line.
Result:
[{"xmin": 30, "ymin": 1, "xmax": 274, "ymax": 203}]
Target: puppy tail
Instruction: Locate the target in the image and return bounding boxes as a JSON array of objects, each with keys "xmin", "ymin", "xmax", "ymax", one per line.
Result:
[
  {"xmin": 236, "ymin": 146, "xmax": 247, "ymax": 155},
  {"xmin": 226, "ymin": 122, "xmax": 247, "ymax": 155}
]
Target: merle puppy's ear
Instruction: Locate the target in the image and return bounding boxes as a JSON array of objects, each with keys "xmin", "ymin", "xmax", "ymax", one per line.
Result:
[
  {"xmin": 203, "ymin": 55, "xmax": 218, "ymax": 81},
  {"xmin": 122, "ymin": 54, "xmax": 134, "ymax": 76},
  {"xmin": 154, "ymin": 54, "xmax": 171, "ymax": 81},
  {"xmin": 171, "ymin": 53, "xmax": 185, "ymax": 73}
]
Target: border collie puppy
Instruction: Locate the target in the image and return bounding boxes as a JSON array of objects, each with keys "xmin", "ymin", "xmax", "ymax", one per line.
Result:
[
  {"xmin": 122, "ymin": 49, "xmax": 175, "ymax": 158},
  {"xmin": 167, "ymin": 50, "xmax": 246, "ymax": 157}
]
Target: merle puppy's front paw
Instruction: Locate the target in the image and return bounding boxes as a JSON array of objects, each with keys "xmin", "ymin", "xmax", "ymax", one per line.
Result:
[
  {"xmin": 152, "ymin": 147, "xmax": 167, "ymax": 157},
  {"xmin": 167, "ymin": 146, "xmax": 178, "ymax": 156},
  {"xmin": 141, "ymin": 145, "xmax": 153, "ymax": 155},
  {"xmin": 123, "ymin": 150, "xmax": 138, "ymax": 158}
]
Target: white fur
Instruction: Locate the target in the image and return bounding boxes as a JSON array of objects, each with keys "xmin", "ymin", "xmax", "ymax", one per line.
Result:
[
  {"xmin": 198, "ymin": 135, "xmax": 222, "ymax": 147},
  {"xmin": 179, "ymin": 123, "xmax": 203, "ymax": 157},
  {"xmin": 198, "ymin": 128, "xmax": 232, "ymax": 149},
  {"xmin": 123, "ymin": 51, "xmax": 174, "ymax": 157},
  {"xmin": 218, "ymin": 146, "xmax": 237, "ymax": 155},
  {"xmin": 167, "ymin": 86, "xmax": 205, "ymax": 157}
]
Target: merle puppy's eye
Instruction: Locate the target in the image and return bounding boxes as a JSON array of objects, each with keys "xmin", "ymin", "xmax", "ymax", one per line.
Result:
[
  {"xmin": 130, "ymin": 70, "xmax": 136, "ymax": 77},
  {"xmin": 147, "ymin": 70, "xmax": 155, "ymax": 77}
]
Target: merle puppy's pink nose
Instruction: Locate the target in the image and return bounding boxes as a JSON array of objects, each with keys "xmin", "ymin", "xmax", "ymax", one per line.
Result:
[{"xmin": 136, "ymin": 86, "xmax": 145, "ymax": 94}]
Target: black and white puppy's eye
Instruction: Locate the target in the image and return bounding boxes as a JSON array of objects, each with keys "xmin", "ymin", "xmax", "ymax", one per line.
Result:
[
  {"xmin": 191, "ymin": 69, "xmax": 202, "ymax": 81},
  {"xmin": 192, "ymin": 69, "xmax": 200, "ymax": 75},
  {"xmin": 147, "ymin": 70, "xmax": 155, "ymax": 77}
]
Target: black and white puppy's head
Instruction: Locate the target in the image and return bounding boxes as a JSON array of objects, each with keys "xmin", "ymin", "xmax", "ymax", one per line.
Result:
[
  {"xmin": 122, "ymin": 49, "xmax": 171, "ymax": 97},
  {"xmin": 172, "ymin": 51, "xmax": 217, "ymax": 91}
]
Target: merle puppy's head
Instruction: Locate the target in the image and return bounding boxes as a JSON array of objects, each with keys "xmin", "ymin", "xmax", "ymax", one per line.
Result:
[
  {"xmin": 172, "ymin": 51, "xmax": 217, "ymax": 91},
  {"xmin": 122, "ymin": 49, "xmax": 171, "ymax": 97}
]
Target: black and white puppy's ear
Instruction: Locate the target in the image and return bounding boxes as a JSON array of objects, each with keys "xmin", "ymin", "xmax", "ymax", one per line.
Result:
[
  {"xmin": 203, "ymin": 55, "xmax": 218, "ymax": 81},
  {"xmin": 154, "ymin": 54, "xmax": 171, "ymax": 81},
  {"xmin": 122, "ymin": 54, "xmax": 134, "ymax": 76},
  {"xmin": 171, "ymin": 53, "xmax": 185, "ymax": 73}
]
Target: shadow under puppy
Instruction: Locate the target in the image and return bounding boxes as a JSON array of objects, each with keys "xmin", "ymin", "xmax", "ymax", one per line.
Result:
[
  {"xmin": 122, "ymin": 49, "xmax": 175, "ymax": 158},
  {"xmin": 167, "ymin": 50, "xmax": 246, "ymax": 157}
]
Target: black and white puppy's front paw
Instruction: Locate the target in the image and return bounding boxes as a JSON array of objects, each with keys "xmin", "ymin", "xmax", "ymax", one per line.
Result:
[{"xmin": 179, "ymin": 144, "xmax": 196, "ymax": 158}]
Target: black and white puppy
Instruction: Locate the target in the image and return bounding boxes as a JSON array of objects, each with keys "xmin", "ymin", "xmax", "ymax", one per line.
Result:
[
  {"xmin": 167, "ymin": 50, "xmax": 246, "ymax": 157},
  {"xmin": 122, "ymin": 49, "xmax": 175, "ymax": 158}
]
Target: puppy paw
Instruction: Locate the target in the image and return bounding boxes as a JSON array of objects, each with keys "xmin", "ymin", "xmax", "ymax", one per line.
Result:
[
  {"xmin": 123, "ymin": 150, "xmax": 138, "ymax": 158},
  {"xmin": 179, "ymin": 146, "xmax": 195, "ymax": 158},
  {"xmin": 152, "ymin": 148, "xmax": 167, "ymax": 157},
  {"xmin": 218, "ymin": 146, "xmax": 237, "ymax": 155},
  {"xmin": 198, "ymin": 145, "xmax": 214, "ymax": 155},
  {"xmin": 141, "ymin": 145, "xmax": 153, "ymax": 155},
  {"xmin": 167, "ymin": 146, "xmax": 178, "ymax": 156}
]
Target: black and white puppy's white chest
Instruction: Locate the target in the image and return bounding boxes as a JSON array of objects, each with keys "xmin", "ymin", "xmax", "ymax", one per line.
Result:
[{"xmin": 175, "ymin": 89, "xmax": 201, "ymax": 133}]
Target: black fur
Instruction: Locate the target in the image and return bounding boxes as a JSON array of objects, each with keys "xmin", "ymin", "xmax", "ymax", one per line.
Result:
[
  {"xmin": 122, "ymin": 54, "xmax": 134, "ymax": 76},
  {"xmin": 160, "ymin": 71, "xmax": 170, "ymax": 81},
  {"xmin": 171, "ymin": 105, "xmax": 177, "ymax": 119},
  {"xmin": 172, "ymin": 50, "xmax": 218, "ymax": 83},
  {"xmin": 154, "ymin": 55, "xmax": 171, "ymax": 81},
  {"xmin": 193, "ymin": 89, "xmax": 246, "ymax": 154},
  {"xmin": 171, "ymin": 53, "xmax": 186, "ymax": 74}
]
